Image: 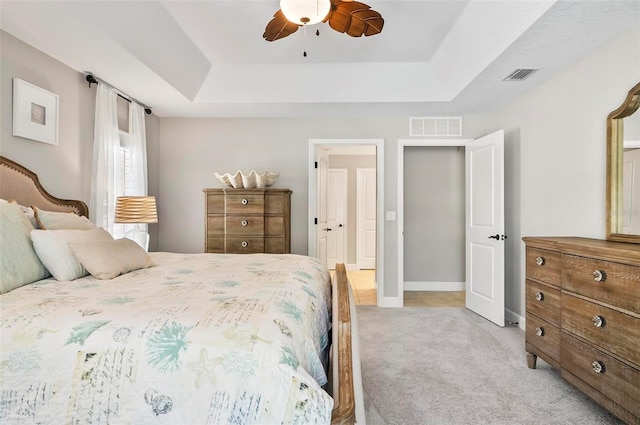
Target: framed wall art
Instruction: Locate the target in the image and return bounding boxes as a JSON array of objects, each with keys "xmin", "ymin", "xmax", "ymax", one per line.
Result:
[{"xmin": 12, "ymin": 78, "xmax": 59, "ymax": 145}]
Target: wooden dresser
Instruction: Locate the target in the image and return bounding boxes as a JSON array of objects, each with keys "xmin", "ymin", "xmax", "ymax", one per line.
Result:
[
  {"xmin": 204, "ymin": 188, "xmax": 292, "ymax": 254},
  {"xmin": 523, "ymin": 237, "xmax": 640, "ymax": 424}
]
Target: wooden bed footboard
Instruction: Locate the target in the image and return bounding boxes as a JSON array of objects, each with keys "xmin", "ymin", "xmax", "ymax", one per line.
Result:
[{"xmin": 331, "ymin": 263, "xmax": 356, "ymax": 425}]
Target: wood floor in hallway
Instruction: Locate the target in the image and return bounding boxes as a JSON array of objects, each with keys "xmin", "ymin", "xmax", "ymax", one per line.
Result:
[{"xmin": 345, "ymin": 269, "xmax": 465, "ymax": 307}]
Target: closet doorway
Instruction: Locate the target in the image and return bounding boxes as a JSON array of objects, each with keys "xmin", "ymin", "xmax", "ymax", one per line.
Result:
[
  {"xmin": 398, "ymin": 132, "xmax": 505, "ymax": 326},
  {"xmin": 308, "ymin": 139, "xmax": 384, "ymax": 306}
]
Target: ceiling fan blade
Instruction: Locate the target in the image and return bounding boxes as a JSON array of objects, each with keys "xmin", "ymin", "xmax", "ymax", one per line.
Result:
[
  {"xmin": 327, "ymin": 1, "xmax": 384, "ymax": 37},
  {"xmin": 263, "ymin": 9, "xmax": 300, "ymax": 42}
]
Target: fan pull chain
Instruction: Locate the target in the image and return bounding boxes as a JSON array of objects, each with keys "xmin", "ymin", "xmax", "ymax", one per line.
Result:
[{"xmin": 303, "ymin": 24, "xmax": 307, "ymax": 57}]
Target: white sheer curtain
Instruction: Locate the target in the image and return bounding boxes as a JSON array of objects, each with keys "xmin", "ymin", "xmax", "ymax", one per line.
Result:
[
  {"xmin": 124, "ymin": 102, "xmax": 149, "ymax": 240},
  {"xmin": 90, "ymin": 83, "xmax": 149, "ymax": 242},
  {"xmin": 90, "ymin": 83, "xmax": 121, "ymax": 236}
]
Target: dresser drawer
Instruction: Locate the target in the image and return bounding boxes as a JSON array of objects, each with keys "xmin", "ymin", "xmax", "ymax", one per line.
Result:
[
  {"xmin": 225, "ymin": 194, "xmax": 265, "ymax": 214},
  {"xmin": 526, "ymin": 279, "xmax": 561, "ymax": 326},
  {"xmin": 206, "ymin": 193, "xmax": 225, "ymax": 214},
  {"xmin": 266, "ymin": 237, "xmax": 285, "ymax": 254},
  {"xmin": 206, "ymin": 237, "xmax": 224, "ymax": 253},
  {"xmin": 225, "ymin": 237, "xmax": 264, "ymax": 253},
  {"xmin": 265, "ymin": 216, "xmax": 285, "ymax": 236},
  {"xmin": 562, "ymin": 254, "xmax": 640, "ymax": 313},
  {"xmin": 526, "ymin": 313, "xmax": 560, "ymax": 364},
  {"xmin": 561, "ymin": 333, "xmax": 640, "ymax": 418},
  {"xmin": 265, "ymin": 193, "xmax": 287, "ymax": 214},
  {"xmin": 562, "ymin": 294, "xmax": 640, "ymax": 368},
  {"xmin": 207, "ymin": 216, "xmax": 224, "ymax": 234},
  {"xmin": 225, "ymin": 216, "xmax": 264, "ymax": 235},
  {"xmin": 526, "ymin": 247, "xmax": 561, "ymax": 286}
]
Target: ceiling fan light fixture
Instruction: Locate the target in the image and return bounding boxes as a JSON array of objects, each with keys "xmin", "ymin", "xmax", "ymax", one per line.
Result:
[{"xmin": 280, "ymin": 0, "xmax": 331, "ymax": 26}]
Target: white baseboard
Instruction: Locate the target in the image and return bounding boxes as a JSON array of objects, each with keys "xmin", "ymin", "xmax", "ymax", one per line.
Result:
[
  {"xmin": 378, "ymin": 296, "xmax": 403, "ymax": 308},
  {"xmin": 346, "ymin": 263, "xmax": 359, "ymax": 271},
  {"xmin": 404, "ymin": 281, "xmax": 465, "ymax": 291},
  {"xmin": 506, "ymin": 308, "xmax": 525, "ymax": 331}
]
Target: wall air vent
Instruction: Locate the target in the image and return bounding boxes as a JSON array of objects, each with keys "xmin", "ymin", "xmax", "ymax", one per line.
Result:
[
  {"xmin": 410, "ymin": 117, "xmax": 462, "ymax": 137},
  {"xmin": 503, "ymin": 68, "xmax": 539, "ymax": 81}
]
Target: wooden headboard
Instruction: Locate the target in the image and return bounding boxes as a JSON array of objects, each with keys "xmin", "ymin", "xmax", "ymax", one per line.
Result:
[{"xmin": 0, "ymin": 156, "xmax": 89, "ymax": 217}]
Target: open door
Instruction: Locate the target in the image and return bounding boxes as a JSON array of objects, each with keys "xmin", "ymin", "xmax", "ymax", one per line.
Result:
[{"xmin": 465, "ymin": 130, "xmax": 505, "ymax": 326}]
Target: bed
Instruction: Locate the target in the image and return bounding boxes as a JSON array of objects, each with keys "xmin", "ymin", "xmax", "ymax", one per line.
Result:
[{"xmin": 0, "ymin": 156, "xmax": 361, "ymax": 425}]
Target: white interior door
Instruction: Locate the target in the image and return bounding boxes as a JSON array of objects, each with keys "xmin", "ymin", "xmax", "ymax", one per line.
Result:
[
  {"xmin": 317, "ymin": 152, "xmax": 329, "ymax": 267},
  {"xmin": 465, "ymin": 130, "xmax": 505, "ymax": 327},
  {"xmin": 326, "ymin": 168, "xmax": 347, "ymax": 268},
  {"xmin": 357, "ymin": 168, "xmax": 377, "ymax": 269}
]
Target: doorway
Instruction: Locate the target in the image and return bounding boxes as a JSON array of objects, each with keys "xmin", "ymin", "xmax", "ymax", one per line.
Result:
[
  {"xmin": 398, "ymin": 132, "xmax": 505, "ymax": 326},
  {"xmin": 308, "ymin": 139, "xmax": 384, "ymax": 306}
]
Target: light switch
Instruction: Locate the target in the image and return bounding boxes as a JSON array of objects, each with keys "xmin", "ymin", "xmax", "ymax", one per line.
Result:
[{"xmin": 385, "ymin": 211, "xmax": 396, "ymax": 221}]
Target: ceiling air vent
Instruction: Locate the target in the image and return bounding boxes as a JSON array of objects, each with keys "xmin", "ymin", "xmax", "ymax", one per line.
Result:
[
  {"xmin": 503, "ymin": 68, "xmax": 539, "ymax": 81},
  {"xmin": 410, "ymin": 117, "xmax": 462, "ymax": 137}
]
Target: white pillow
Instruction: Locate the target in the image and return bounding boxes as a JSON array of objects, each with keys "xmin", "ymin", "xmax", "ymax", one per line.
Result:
[
  {"xmin": 0, "ymin": 202, "xmax": 49, "ymax": 293},
  {"xmin": 69, "ymin": 238, "xmax": 155, "ymax": 280},
  {"xmin": 31, "ymin": 227, "xmax": 114, "ymax": 281},
  {"xmin": 33, "ymin": 206, "xmax": 95, "ymax": 230}
]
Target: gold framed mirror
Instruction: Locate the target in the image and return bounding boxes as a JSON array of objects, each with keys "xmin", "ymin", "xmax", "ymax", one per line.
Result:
[{"xmin": 606, "ymin": 81, "xmax": 640, "ymax": 244}]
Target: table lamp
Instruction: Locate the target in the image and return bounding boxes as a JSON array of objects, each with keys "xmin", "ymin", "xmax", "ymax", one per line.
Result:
[{"xmin": 114, "ymin": 196, "xmax": 157, "ymax": 251}]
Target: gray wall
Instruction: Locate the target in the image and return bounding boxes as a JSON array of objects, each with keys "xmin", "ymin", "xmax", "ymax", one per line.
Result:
[
  {"xmin": 0, "ymin": 30, "xmax": 161, "ymax": 251},
  {"xmin": 404, "ymin": 146, "xmax": 465, "ymax": 282},
  {"xmin": 464, "ymin": 25, "xmax": 640, "ymax": 320},
  {"xmin": 328, "ymin": 154, "xmax": 377, "ymax": 265},
  {"xmin": 1, "ymin": 31, "xmax": 94, "ymax": 203},
  {"xmin": 2, "ymin": 24, "xmax": 639, "ymax": 318}
]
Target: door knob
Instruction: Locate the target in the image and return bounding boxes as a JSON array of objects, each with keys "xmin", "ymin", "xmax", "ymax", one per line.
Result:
[
  {"xmin": 488, "ymin": 234, "xmax": 500, "ymax": 240},
  {"xmin": 338, "ymin": 224, "xmax": 343, "ymax": 227},
  {"xmin": 323, "ymin": 228, "xmax": 333, "ymax": 232}
]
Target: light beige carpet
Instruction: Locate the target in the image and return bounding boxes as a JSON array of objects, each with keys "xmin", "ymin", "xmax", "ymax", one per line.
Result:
[{"xmin": 357, "ymin": 306, "xmax": 623, "ymax": 425}]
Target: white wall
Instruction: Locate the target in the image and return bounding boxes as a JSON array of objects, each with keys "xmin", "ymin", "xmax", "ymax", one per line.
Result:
[{"xmin": 465, "ymin": 24, "xmax": 640, "ymax": 322}]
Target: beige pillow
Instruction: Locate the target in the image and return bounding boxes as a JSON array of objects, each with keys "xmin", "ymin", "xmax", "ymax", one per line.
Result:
[
  {"xmin": 31, "ymin": 227, "xmax": 114, "ymax": 281},
  {"xmin": 0, "ymin": 202, "xmax": 49, "ymax": 293},
  {"xmin": 69, "ymin": 238, "xmax": 154, "ymax": 280},
  {"xmin": 32, "ymin": 206, "xmax": 95, "ymax": 230}
]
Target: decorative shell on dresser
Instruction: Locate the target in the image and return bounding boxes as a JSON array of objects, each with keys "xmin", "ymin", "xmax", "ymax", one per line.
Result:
[{"xmin": 214, "ymin": 170, "xmax": 279, "ymax": 189}]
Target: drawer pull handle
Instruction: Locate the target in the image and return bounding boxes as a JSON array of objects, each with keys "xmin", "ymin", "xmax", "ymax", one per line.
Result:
[
  {"xmin": 592, "ymin": 315, "xmax": 605, "ymax": 328},
  {"xmin": 535, "ymin": 327, "xmax": 544, "ymax": 337},
  {"xmin": 241, "ymin": 241, "xmax": 248, "ymax": 248},
  {"xmin": 241, "ymin": 220, "xmax": 248, "ymax": 227},
  {"xmin": 592, "ymin": 360, "xmax": 605, "ymax": 374},
  {"xmin": 535, "ymin": 256, "xmax": 545, "ymax": 266},
  {"xmin": 534, "ymin": 292, "xmax": 544, "ymax": 301},
  {"xmin": 241, "ymin": 198, "xmax": 249, "ymax": 205},
  {"xmin": 593, "ymin": 270, "xmax": 606, "ymax": 282}
]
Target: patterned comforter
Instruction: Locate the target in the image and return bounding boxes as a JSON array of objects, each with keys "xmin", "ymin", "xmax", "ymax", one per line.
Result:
[{"xmin": 0, "ymin": 253, "xmax": 334, "ymax": 424}]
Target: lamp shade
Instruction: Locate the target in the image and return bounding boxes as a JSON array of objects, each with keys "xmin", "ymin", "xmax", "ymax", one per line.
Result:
[
  {"xmin": 114, "ymin": 196, "xmax": 158, "ymax": 224},
  {"xmin": 280, "ymin": 0, "xmax": 331, "ymax": 25}
]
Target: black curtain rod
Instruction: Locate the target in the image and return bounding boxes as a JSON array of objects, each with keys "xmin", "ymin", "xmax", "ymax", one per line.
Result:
[{"xmin": 85, "ymin": 73, "xmax": 152, "ymax": 115}]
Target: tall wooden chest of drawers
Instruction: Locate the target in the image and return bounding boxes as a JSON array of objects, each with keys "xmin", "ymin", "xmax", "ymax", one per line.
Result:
[
  {"xmin": 523, "ymin": 237, "xmax": 640, "ymax": 424},
  {"xmin": 204, "ymin": 188, "xmax": 292, "ymax": 254}
]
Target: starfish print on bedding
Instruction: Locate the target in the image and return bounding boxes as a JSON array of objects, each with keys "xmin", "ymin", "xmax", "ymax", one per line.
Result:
[{"xmin": 187, "ymin": 348, "xmax": 222, "ymax": 387}]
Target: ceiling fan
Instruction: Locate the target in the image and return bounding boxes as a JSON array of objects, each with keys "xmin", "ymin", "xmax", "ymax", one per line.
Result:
[{"xmin": 263, "ymin": 0, "xmax": 384, "ymax": 42}]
